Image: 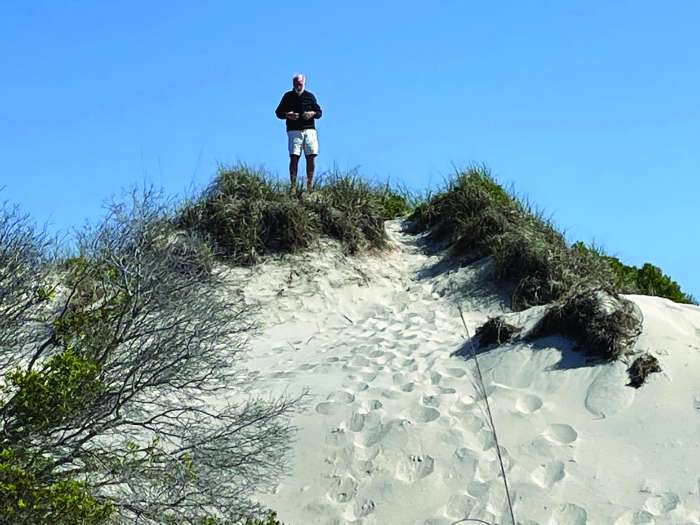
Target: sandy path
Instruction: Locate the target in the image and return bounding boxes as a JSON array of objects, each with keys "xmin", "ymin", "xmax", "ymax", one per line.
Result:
[{"xmin": 223, "ymin": 220, "xmax": 700, "ymax": 525}]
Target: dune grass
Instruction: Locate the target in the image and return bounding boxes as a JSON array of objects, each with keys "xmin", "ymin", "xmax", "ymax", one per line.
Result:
[
  {"xmin": 408, "ymin": 165, "xmax": 696, "ymax": 308},
  {"xmin": 176, "ymin": 165, "xmax": 411, "ymax": 265}
]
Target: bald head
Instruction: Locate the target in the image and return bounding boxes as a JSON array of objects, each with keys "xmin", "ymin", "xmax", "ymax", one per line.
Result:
[{"xmin": 292, "ymin": 74, "xmax": 305, "ymax": 94}]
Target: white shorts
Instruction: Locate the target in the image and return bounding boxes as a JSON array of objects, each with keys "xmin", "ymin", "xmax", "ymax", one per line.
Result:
[{"xmin": 287, "ymin": 129, "xmax": 319, "ymax": 156}]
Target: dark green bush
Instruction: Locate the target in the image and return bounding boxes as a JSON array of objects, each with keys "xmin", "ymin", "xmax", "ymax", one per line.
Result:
[
  {"xmin": 571, "ymin": 243, "xmax": 696, "ymax": 305},
  {"xmin": 0, "ymin": 448, "xmax": 112, "ymax": 525},
  {"xmin": 243, "ymin": 512, "xmax": 285, "ymax": 525}
]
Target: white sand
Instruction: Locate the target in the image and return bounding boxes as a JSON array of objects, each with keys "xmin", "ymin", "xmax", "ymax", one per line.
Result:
[{"xmin": 224, "ymin": 220, "xmax": 700, "ymax": 525}]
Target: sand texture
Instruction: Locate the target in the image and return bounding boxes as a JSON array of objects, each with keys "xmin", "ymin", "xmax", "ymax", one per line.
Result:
[{"xmin": 222, "ymin": 220, "xmax": 700, "ymax": 525}]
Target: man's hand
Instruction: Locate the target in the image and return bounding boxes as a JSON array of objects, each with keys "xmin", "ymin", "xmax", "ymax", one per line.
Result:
[
  {"xmin": 302, "ymin": 111, "xmax": 315, "ymax": 120},
  {"xmin": 285, "ymin": 111, "xmax": 299, "ymax": 120}
]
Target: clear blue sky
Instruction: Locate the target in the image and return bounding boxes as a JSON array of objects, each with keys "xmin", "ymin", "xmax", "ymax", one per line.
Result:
[{"xmin": 2, "ymin": 1, "xmax": 698, "ymax": 299}]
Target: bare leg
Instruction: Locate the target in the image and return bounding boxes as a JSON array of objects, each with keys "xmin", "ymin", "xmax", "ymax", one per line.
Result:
[
  {"xmin": 305, "ymin": 154, "xmax": 316, "ymax": 192},
  {"xmin": 289, "ymin": 155, "xmax": 300, "ymax": 192}
]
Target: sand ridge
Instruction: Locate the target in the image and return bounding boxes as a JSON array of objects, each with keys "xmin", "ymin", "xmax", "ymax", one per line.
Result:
[{"xmin": 222, "ymin": 220, "xmax": 700, "ymax": 524}]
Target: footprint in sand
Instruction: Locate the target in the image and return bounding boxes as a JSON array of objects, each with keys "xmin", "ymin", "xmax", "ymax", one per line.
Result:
[
  {"xmin": 444, "ymin": 367, "xmax": 468, "ymax": 378},
  {"xmin": 327, "ymin": 475, "xmax": 358, "ymax": 503},
  {"xmin": 531, "ymin": 461, "xmax": 566, "ymax": 488},
  {"xmin": 401, "ymin": 382, "xmax": 417, "ymax": 393},
  {"xmin": 476, "ymin": 429, "xmax": 496, "ymax": 450},
  {"xmin": 466, "ymin": 480, "xmax": 490, "ymax": 498},
  {"xmin": 379, "ymin": 388, "xmax": 403, "ymax": 400},
  {"xmin": 542, "ymin": 424, "xmax": 578, "ymax": 445},
  {"xmin": 352, "ymin": 498, "xmax": 376, "ymax": 518},
  {"xmin": 515, "ymin": 393, "xmax": 544, "ymax": 414},
  {"xmin": 271, "ymin": 370, "xmax": 295, "ymax": 379},
  {"xmin": 350, "ymin": 355, "xmax": 371, "ymax": 367},
  {"xmin": 409, "ymin": 404, "xmax": 441, "ymax": 423},
  {"xmin": 396, "ymin": 454, "xmax": 435, "ymax": 483},
  {"xmin": 450, "ymin": 394, "xmax": 477, "ymax": 414},
  {"xmin": 347, "ymin": 412, "xmax": 365, "ymax": 432},
  {"xmin": 614, "ymin": 511, "xmax": 656, "ymax": 525},
  {"xmin": 421, "ymin": 394, "xmax": 441, "ymax": 408},
  {"xmin": 644, "ymin": 492, "xmax": 680, "ymax": 515},
  {"xmin": 444, "ymin": 493, "xmax": 478, "ymax": 519},
  {"xmin": 374, "ymin": 351, "xmax": 398, "ymax": 364},
  {"xmin": 549, "ymin": 503, "xmax": 587, "ymax": 524},
  {"xmin": 359, "ymin": 399, "xmax": 383, "ymax": 411},
  {"xmin": 327, "ymin": 391, "xmax": 355, "ymax": 404},
  {"xmin": 430, "ymin": 371, "xmax": 443, "ymax": 385},
  {"xmin": 359, "ymin": 371, "xmax": 378, "ymax": 382},
  {"xmin": 315, "ymin": 401, "xmax": 347, "ymax": 416},
  {"xmin": 343, "ymin": 380, "xmax": 370, "ymax": 392},
  {"xmin": 585, "ymin": 363, "xmax": 635, "ymax": 417},
  {"xmin": 355, "ymin": 423, "xmax": 389, "ymax": 447}
]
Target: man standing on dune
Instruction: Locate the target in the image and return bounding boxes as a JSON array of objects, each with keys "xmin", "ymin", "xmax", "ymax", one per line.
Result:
[{"xmin": 275, "ymin": 73, "xmax": 323, "ymax": 193}]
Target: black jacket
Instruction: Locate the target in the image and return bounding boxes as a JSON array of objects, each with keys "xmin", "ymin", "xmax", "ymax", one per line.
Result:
[{"xmin": 275, "ymin": 90, "xmax": 322, "ymax": 131}]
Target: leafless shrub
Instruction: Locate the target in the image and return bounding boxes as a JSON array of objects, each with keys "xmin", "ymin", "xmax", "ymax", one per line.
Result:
[
  {"xmin": 1, "ymin": 187, "xmax": 304, "ymax": 523},
  {"xmin": 0, "ymin": 201, "xmax": 54, "ymax": 365}
]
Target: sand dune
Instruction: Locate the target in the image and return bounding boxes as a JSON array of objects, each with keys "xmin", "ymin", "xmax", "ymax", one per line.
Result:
[{"xmin": 224, "ymin": 220, "xmax": 700, "ymax": 524}]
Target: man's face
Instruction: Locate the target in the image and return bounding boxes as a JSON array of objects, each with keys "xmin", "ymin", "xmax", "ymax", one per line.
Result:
[{"xmin": 293, "ymin": 76, "xmax": 305, "ymax": 94}]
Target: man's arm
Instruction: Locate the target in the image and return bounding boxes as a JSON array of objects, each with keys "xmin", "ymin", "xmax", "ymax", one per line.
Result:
[
  {"xmin": 310, "ymin": 94, "xmax": 322, "ymax": 119},
  {"xmin": 275, "ymin": 93, "xmax": 289, "ymax": 119}
]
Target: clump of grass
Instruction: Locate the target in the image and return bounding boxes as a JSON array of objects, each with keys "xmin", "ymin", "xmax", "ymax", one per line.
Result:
[
  {"xmin": 627, "ymin": 353, "xmax": 662, "ymax": 388},
  {"xmin": 475, "ymin": 317, "xmax": 521, "ymax": 348},
  {"xmin": 177, "ymin": 165, "xmax": 402, "ymax": 264},
  {"xmin": 410, "ymin": 165, "xmax": 695, "ymax": 309},
  {"xmin": 408, "ymin": 166, "xmax": 518, "ymax": 259},
  {"xmin": 310, "ymin": 171, "xmax": 388, "ymax": 254},
  {"xmin": 529, "ymin": 288, "xmax": 643, "ymax": 360}
]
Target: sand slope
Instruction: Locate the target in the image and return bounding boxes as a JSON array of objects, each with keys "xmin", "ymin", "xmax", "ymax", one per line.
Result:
[{"xmin": 224, "ymin": 220, "xmax": 700, "ymax": 525}]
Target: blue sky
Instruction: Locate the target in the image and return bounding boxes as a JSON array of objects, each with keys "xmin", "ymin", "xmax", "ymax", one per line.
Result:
[{"xmin": 2, "ymin": 1, "xmax": 698, "ymax": 299}]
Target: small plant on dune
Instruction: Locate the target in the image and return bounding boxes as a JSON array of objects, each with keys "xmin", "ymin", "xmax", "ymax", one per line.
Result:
[
  {"xmin": 178, "ymin": 165, "xmax": 396, "ymax": 263},
  {"xmin": 475, "ymin": 317, "xmax": 521, "ymax": 348},
  {"xmin": 529, "ymin": 288, "xmax": 643, "ymax": 360},
  {"xmin": 311, "ymin": 169, "xmax": 389, "ymax": 253},
  {"xmin": 408, "ymin": 166, "xmax": 518, "ymax": 260},
  {"xmin": 177, "ymin": 165, "xmax": 316, "ymax": 264},
  {"xmin": 627, "ymin": 353, "xmax": 662, "ymax": 388}
]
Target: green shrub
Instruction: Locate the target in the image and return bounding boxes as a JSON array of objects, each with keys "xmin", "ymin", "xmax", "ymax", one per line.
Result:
[
  {"xmin": 4, "ymin": 350, "xmax": 104, "ymax": 435},
  {"xmin": 0, "ymin": 448, "xmax": 112, "ymax": 525},
  {"xmin": 570, "ymin": 243, "xmax": 696, "ymax": 305},
  {"xmin": 244, "ymin": 511, "xmax": 285, "ymax": 525},
  {"xmin": 636, "ymin": 263, "xmax": 694, "ymax": 304}
]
